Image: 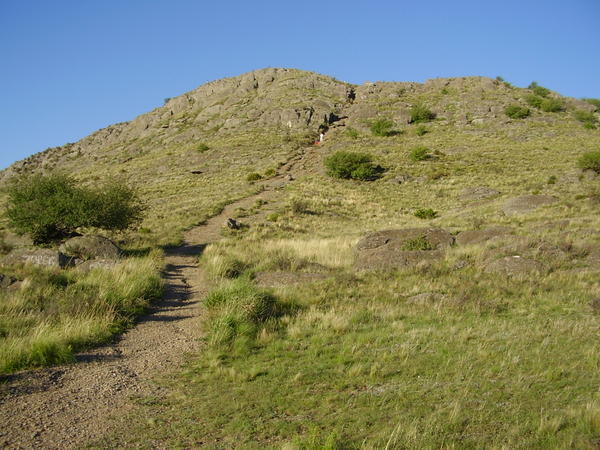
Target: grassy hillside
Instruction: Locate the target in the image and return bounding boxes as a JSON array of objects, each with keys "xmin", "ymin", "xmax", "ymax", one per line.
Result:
[{"xmin": 2, "ymin": 69, "xmax": 599, "ymax": 447}]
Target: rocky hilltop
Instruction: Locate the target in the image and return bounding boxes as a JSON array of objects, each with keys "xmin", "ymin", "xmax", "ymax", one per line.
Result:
[{"xmin": 1, "ymin": 68, "xmax": 598, "ymax": 244}]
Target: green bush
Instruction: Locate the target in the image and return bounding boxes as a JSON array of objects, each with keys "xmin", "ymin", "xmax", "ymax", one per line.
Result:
[
  {"xmin": 414, "ymin": 208, "xmax": 438, "ymax": 219},
  {"xmin": 574, "ymin": 110, "xmax": 598, "ymax": 128},
  {"xmin": 410, "ymin": 105, "xmax": 436, "ymax": 123},
  {"xmin": 577, "ymin": 151, "xmax": 600, "ymax": 173},
  {"xmin": 5, "ymin": 174, "xmax": 144, "ymax": 245},
  {"xmin": 401, "ymin": 236, "xmax": 434, "ymax": 251},
  {"xmin": 505, "ymin": 105, "xmax": 530, "ymax": 119},
  {"xmin": 324, "ymin": 151, "xmax": 380, "ymax": 180},
  {"xmin": 204, "ymin": 279, "xmax": 291, "ymax": 349},
  {"xmin": 370, "ymin": 118, "xmax": 395, "ymax": 137},
  {"xmin": 525, "ymin": 94, "xmax": 544, "ymax": 108},
  {"xmin": 415, "ymin": 125, "xmax": 429, "ymax": 136},
  {"xmin": 584, "ymin": 98, "xmax": 600, "ymax": 111},
  {"xmin": 246, "ymin": 172, "xmax": 262, "ymax": 182},
  {"xmin": 409, "ymin": 146, "xmax": 431, "ymax": 161},
  {"xmin": 540, "ymin": 98, "xmax": 564, "ymax": 112},
  {"xmin": 528, "ymin": 81, "xmax": 551, "ymax": 98}
]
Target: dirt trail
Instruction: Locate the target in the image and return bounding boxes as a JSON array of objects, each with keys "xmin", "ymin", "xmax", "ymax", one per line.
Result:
[{"xmin": 0, "ymin": 145, "xmax": 320, "ymax": 449}]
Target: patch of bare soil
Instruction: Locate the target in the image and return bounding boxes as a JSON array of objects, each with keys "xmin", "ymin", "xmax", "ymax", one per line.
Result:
[{"xmin": 0, "ymin": 146, "xmax": 319, "ymax": 449}]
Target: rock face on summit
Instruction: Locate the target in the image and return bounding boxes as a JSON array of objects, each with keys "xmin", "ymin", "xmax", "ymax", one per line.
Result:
[{"xmin": 355, "ymin": 228, "xmax": 454, "ymax": 271}]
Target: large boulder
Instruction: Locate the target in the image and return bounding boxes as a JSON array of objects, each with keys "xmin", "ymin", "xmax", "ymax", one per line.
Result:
[
  {"xmin": 0, "ymin": 273, "xmax": 17, "ymax": 288},
  {"xmin": 76, "ymin": 259, "xmax": 120, "ymax": 272},
  {"xmin": 59, "ymin": 235, "xmax": 122, "ymax": 261},
  {"xmin": 484, "ymin": 256, "xmax": 544, "ymax": 277},
  {"xmin": 355, "ymin": 228, "xmax": 454, "ymax": 271},
  {"xmin": 502, "ymin": 195, "xmax": 557, "ymax": 215},
  {"xmin": 456, "ymin": 227, "xmax": 513, "ymax": 246},
  {"xmin": 2, "ymin": 248, "xmax": 73, "ymax": 268}
]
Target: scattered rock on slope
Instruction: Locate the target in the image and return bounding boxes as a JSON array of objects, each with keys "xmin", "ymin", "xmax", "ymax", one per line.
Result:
[
  {"xmin": 460, "ymin": 186, "xmax": 500, "ymax": 201},
  {"xmin": 502, "ymin": 195, "xmax": 557, "ymax": 215},
  {"xmin": 355, "ymin": 228, "xmax": 454, "ymax": 271},
  {"xmin": 59, "ymin": 235, "xmax": 122, "ymax": 260},
  {"xmin": 456, "ymin": 227, "xmax": 513, "ymax": 246},
  {"xmin": 484, "ymin": 256, "xmax": 544, "ymax": 277},
  {"xmin": 1, "ymin": 248, "xmax": 73, "ymax": 268}
]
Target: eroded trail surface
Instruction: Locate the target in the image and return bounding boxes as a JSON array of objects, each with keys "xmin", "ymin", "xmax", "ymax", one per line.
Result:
[{"xmin": 0, "ymin": 146, "xmax": 317, "ymax": 449}]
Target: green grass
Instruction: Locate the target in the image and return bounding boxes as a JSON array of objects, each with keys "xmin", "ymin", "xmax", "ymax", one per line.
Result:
[
  {"xmin": 101, "ymin": 237, "xmax": 600, "ymax": 448},
  {"xmin": 0, "ymin": 250, "xmax": 163, "ymax": 374}
]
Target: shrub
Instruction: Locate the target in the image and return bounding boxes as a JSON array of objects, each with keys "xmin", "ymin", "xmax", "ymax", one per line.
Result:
[
  {"xmin": 540, "ymin": 98, "xmax": 564, "ymax": 112},
  {"xmin": 584, "ymin": 98, "xmax": 600, "ymax": 111},
  {"xmin": 528, "ymin": 81, "xmax": 551, "ymax": 98},
  {"xmin": 415, "ymin": 125, "xmax": 429, "ymax": 136},
  {"xmin": 574, "ymin": 110, "xmax": 598, "ymax": 128},
  {"xmin": 324, "ymin": 151, "xmax": 380, "ymax": 180},
  {"xmin": 577, "ymin": 151, "xmax": 600, "ymax": 173},
  {"xmin": 5, "ymin": 174, "xmax": 144, "ymax": 245},
  {"xmin": 204, "ymin": 279, "xmax": 290, "ymax": 349},
  {"xmin": 401, "ymin": 236, "xmax": 434, "ymax": 251},
  {"xmin": 410, "ymin": 105, "xmax": 436, "ymax": 123},
  {"xmin": 414, "ymin": 208, "xmax": 438, "ymax": 219},
  {"xmin": 409, "ymin": 146, "xmax": 431, "ymax": 161},
  {"xmin": 505, "ymin": 105, "xmax": 530, "ymax": 119},
  {"xmin": 525, "ymin": 94, "xmax": 544, "ymax": 108},
  {"xmin": 246, "ymin": 172, "xmax": 262, "ymax": 182},
  {"xmin": 289, "ymin": 198, "xmax": 312, "ymax": 215},
  {"xmin": 370, "ymin": 118, "xmax": 395, "ymax": 137},
  {"xmin": 263, "ymin": 168, "xmax": 277, "ymax": 177}
]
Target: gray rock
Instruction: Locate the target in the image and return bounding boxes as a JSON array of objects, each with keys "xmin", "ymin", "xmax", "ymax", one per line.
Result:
[
  {"xmin": 76, "ymin": 259, "xmax": 119, "ymax": 272},
  {"xmin": 226, "ymin": 218, "xmax": 241, "ymax": 230},
  {"xmin": 502, "ymin": 195, "xmax": 557, "ymax": 215},
  {"xmin": 355, "ymin": 228, "xmax": 454, "ymax": 271},
  {"xmin": 460, "ymin": 186, "xmax": 500, "ymax": 201},
  {"xmin": 390, "ymin": 174, "xmax": 411, "ymax": 184},
  {"xmin": 2, "ymin": 248, "xmax": 73, "ymax": 268},
  {"xmin": 456, "ymin": 227, "xmax": 513, "ymax": 246},
  {"xmin": 59, "ymin": 235, "xmax": 122, "ymax": 261},
  {"xmin": 484, "ymin": 256, "xmax": 544, "ymax": 277},
  {"xmin": 0, "ymin": 273, "xmax": 17, "ymax": 288}
]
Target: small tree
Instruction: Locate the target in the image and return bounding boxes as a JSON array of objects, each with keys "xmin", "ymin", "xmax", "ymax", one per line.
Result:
[{"xmin": 5, "ymin": 174, "xmax": 144, "ymax": 244}]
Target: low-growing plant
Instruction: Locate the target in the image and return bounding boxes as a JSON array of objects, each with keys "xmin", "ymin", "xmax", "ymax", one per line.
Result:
[
  {"xmin": 547, "ymin": 175, "xmax": 558, "ymax": 184},
  {"xmin": 584, "ymin": 98, "xmax": 600, "ymax": 110},
  {"xmin": 370, "ymin": 118, "xmax": 395, "ymax": 137},
  {"xmin": 203, "ymin": 279, "xmax": 292, "ymax": 350},
  {"xmin": 505, "ymin": 105, "xmax": 530, "ymax": 119},
  {"xmin": 410, "ymin": 105, "xmax": 436, "ymax": 123},
  {"xmin": 525, "ymin": 94, "xmax": 544, "ymax": 108},
  {"xmin": 345, "ymin": 127, "xmax": 359, "ymax": 139},
  {"xmin": 289, "ymin": 198, "xmax": 312, "ymax": 215},
  {"xmin": 574, "ymin": 110, "xmax": 598, "ymax": 128},
  {"xmin": 414, "ymin": 208, "xmax": 438, "ymax": 219},
  {"xmin": 263, "ymin": 168, "xmax": 277, "ymax": 177},
  {"xmin": 401, "ymin": 236, "xmax": 434, "ymax": 251},
  {"xmin": 415, "ymin": 125, "xmax": 429, "ymax": 136},
  {"xmin": 540, "ymin": 97, "xmax": 564, "ymax": 113},
  {"xmin": 577, "ymin": 151, "xmax": 600, "ymax": 173},
  {"xmin": 266, "ymin": 213, "xmax": 280, "ymax": 222},
  {"xmin": 528, "ymin": 81, "xmax": 551, "ymax": 98},
  {"xmin": 196, "ymin": 143, "xmax": 210, "ymax": 152},
  {"xmin": 246, "ymin": 172, "xmax": 262, "ymax": 182},
  {"xmin": 324, "ymin": 151, "xmax": 380, "ymax": 181},
  {"xmin": 409, "ymin": 146, "xmax": 431, "ymax": 161}
]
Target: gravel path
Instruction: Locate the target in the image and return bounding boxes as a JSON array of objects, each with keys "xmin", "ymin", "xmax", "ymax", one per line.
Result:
[{"xmin": 0, "ymin": 146, "xmax": 317, "ymax": 449}]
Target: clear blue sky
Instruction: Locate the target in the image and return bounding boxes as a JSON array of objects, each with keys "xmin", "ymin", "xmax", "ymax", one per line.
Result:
[{"xmin": 1, "ymin": 0, "xmax": 599, "ymax": 169}]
